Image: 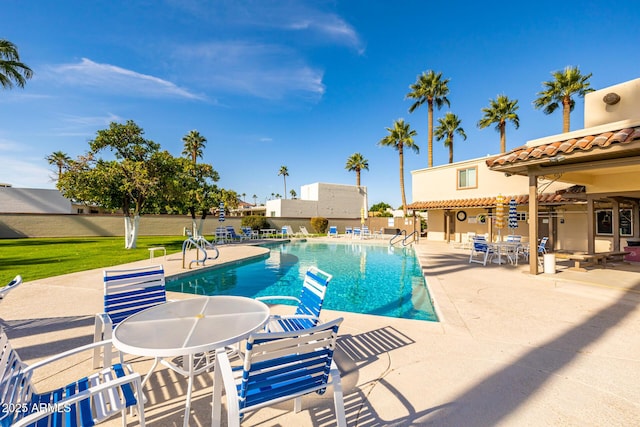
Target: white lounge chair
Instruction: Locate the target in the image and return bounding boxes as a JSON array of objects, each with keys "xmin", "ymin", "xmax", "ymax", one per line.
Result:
[
  {"xmin": 328, "ymin": 226, "xmax": 338, "ymax": 237},
  {"xmin": 469, "ymin": 237, "xmax": 495, "ymax": 266},
  {"xmin": 299, "ymin": 226, "xmax": 312, "ymax": 237}
]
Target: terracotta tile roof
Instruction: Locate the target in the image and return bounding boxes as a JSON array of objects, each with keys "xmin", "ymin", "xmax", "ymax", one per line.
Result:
[
  {"xmin": 486, "ymin": 126, "xmax": 640, "ymax": 168},
  {"xmin": 406, "ymin": 192, "xmax": 576, "ymax": 210}
]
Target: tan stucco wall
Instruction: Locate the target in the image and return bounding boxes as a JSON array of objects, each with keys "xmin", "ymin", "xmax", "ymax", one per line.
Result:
[{"xmin": 411, "ymin": 157, "xmax": 568, "ymax": 202}]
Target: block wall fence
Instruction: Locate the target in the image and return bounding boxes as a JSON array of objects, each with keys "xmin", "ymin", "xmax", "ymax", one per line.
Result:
[{"xmin": 0, "ymin": 214, "xmax": 419, "ymax": 239}]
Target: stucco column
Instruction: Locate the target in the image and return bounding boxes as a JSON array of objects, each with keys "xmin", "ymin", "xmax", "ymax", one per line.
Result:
[{"xmin": 528, "ymin": 174, "xmax": 539, "ymax": 274}]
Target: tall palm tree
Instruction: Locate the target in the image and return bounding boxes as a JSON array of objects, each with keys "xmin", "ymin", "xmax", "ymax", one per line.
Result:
[
  {"xmin": 0, "ymin": 40, "xmax": 33, "ymax": 89},
  {"xmin": 345, "ymin": 152, "xmax": 369, "ymax": 187},
  {"xmin": 406, "ymin": 70, "xmax": 450, "ymax": 168},
  {"xmin": 290, "ymin": 189, "xmax": 297, "ymax": 199},
  {"xmin": 378, "ymin": 119, "xmax": 418, "ymax": 216},
  {"xmin": 181, "ymin": 130, "xmax": 207, "ymax": 163},
  {"xmin": 278, "ymin": 166, "xmax": 289, "ymax": 199},
  {"xmin": 533, "ymin": 66, "xmax": 594, "ymax": 133},
  {"xmin": 45, "ymin": 151, "xmax": 71, "ymax": 180},
  {"xmin": 252, "ymin": 194, "xmax": 257, "ymax": 205},
  {"xmin": 478, "ymin": 95, "xmax": 520, "ymax": 153},
  {"xmin": 434, "ymin": 113, "xmax": 467, "ymax": 164}
]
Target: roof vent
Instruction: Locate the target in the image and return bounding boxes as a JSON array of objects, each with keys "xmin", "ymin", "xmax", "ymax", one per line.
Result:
[{"xmin": 603, "ymin": 92, "xmax": 621, "ymax": 105}]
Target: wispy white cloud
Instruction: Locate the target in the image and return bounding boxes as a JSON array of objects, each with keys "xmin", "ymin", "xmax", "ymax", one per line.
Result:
[
  {"xmin": 46, "ymin": 58, "xmax": 207, "ymax": 101},
  {"xmin": 0, "ymin": 155, "xmax": 56, "ymax": 189},
  {"xmin": 178, "ymin": 41, "xmax": 325, "ymax": 100}
]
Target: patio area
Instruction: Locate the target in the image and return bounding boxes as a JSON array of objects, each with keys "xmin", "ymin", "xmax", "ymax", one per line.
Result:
[{"xmin": 2, "ymin": 240, "xmax": 639, "ymax": 426}]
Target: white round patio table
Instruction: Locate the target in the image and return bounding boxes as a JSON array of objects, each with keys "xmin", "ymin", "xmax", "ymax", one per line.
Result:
[{"xmin": 112, "ymin": 295, "xmax": 270, "ymax": 427}]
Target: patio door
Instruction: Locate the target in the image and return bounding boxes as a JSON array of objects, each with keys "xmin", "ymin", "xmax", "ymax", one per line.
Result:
[
  {"xmin": 538, "ymin": 213, "xmax": 555, "ymax": 250},
  {"xmin": 444, "ymin": 211, "xmax": 456, "ymax": 243}
]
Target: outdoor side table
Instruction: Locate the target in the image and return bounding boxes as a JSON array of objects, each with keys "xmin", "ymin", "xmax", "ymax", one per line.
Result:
[{"xmin": 112, "ymin": 296, "xmax": 270, "ymax": 427}]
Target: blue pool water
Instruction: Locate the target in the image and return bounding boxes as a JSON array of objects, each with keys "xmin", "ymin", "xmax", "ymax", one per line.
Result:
[{"xmin": 166, "ymin": 241, "xmax": 437, "ymax": 321}]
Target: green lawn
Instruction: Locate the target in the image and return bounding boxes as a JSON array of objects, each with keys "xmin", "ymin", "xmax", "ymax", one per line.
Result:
[{"xmin": 0, "ymin": 236, "xmax": 186, "ymax": 284}]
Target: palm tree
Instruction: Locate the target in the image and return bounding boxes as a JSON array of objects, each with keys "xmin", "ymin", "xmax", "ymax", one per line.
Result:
[
  {"xmin": 252, "ymin": 194, "xmax": 257, "ymax": 205},
  {"xmin": 0, "ymin": 40, "xmax": 33, "ymax": 89},
  {"xmin": 345, "ymin": 153, "xmax": 369, "ymax": 187},
  {"xmin": 278, "ymin": 166, "xmax": 289, "ymax": 199},
  {"xmin": 406, "ymin": 70, "xmax": 450, "ymax": 168},
  {"xmin": 181, "ymin": 130, "xmax": 207, "ymax": 163},
  {"xmin": 378, "ymin": 119, "xmax": 418, "ymax": 216},
  {"xmin": 478, "ymin": 95, "xmax": 520, "ymax": 153},
  {"xmin": 434, "ymin": 113, "xmax": 467, "ymax": 164},
  {"xmin": 290, "ymin": 189, "xmax": 297, "ymax": 199},
  {"xmin": 533, "ymin": 66, "xmax": 594, "ymax": 133},
  {"xmin": 45, "ymin": 151, "xmax": 71, "ymax": 180}
]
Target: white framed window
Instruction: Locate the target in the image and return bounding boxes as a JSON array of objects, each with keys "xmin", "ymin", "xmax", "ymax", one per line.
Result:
[
  {"xmin": 457, "ymin": 167, "xmax": 477, "ymax": 189},
  {"xmin": 620, "ymin": 208, "xmax": 633, "ymax": 236}
]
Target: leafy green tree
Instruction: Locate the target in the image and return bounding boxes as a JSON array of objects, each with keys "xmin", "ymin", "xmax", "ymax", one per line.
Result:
[
  {"xmin": 45, "ymin": 151, "xmax": 71, "ymax": 181},
  {"xmin": 378, "ymin": 119, "xmax": 418, "ymax": 216},
  {"xmin": 345, "ymin": 153, "xmax": 369, "ymax": 187},
  {"xmin": 406, "ymin": 70, "xmax": 450, "ymax": 168},
  {"xmin": 278, "ymin": 166, "xmax": 289, "ymax": 199},
  {"xmin": 0, "ymin": 39, "xmax": 32, "ymax": 89},
  {"xmin": 57, "ymin": 120, "xmax": 174, "ymax": 249},
  {"xmin": 434, "ymin": 112, "xmax": 467, "ymax": 164},
  {"xmin": 478, "ymin": 95, "xmax": 519, "ymax": 153},
  {"xmin": 181, "ymin": 130, "xmax": 207, "ymax": 163},
  {"xmin": 290, "ymin": 189, "xmax": 297, "ymax": 199},
  {"xmin": 533, "ymin": 66, "xmax": 594, "ymax": 133},
  {"xmin": 370, "ymin": 202, "xmax": 392, "ymax": 213},
  {"xmin": 178, "ymin": 130, "xmax": 221, "ymax": 236}
]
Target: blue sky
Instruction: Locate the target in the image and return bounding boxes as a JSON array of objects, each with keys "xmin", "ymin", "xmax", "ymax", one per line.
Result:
[{"xmin": 2, "ymin": 0, "xmax": 639, "ymax": 208}]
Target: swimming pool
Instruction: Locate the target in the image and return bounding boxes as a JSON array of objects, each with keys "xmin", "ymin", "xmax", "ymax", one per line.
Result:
[{"xmin": 166, "ymin": 241, "xmax": 437, "ymax": 322}]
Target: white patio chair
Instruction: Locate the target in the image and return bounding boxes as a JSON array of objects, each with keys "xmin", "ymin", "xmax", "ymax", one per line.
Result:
[
  {"xmin": 256, "ymin": 267, "xmax": 332, "ymax": 332},
  {"xmin": 93, "ymin": 265, "xmax": 167, "ymax": 368},
  {"xmin": 0, "ymin": 328, "xmax": 146, "ymax": 427},
  {"xmin": 469, "ymin": 237, "xmax": 495, "ymax": 265},
  {"xmin": 212, "ymin": 317, "xmax": 346, "ymax": 427}
]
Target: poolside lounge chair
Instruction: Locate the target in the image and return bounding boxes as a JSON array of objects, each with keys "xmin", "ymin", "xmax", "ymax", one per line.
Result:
[
  {"xmin": 212, "ymin": 317, "xmax": 346, "ymax": 427},
  {"xmin": 93, "ymin": 265, "xmax": 167, "ymax": 368},
  {"xmin": 226, "ymin": 226, "xmax": 248, "ymax": 241},
  {"xmin": 0, "ymin": 275, "xmax": 22, "ymax": 302},
  {"xmin": 362, "ymin": 225, "xmax": 371, "ymax": 239},
  {"xmin": 282, "ymin": 225, "xmax": 298, "ymax": 238},
  {"xmin": 241, "ymin": 226, "xmax": 257, "ymax": 240},
  {"xmin": 256, "ymin": 267, "xmax": 332, "ymax": 332},
  {"xmin": 345, "ymin": 226, "xmax": 353, "ymax": 237},
  {"xmin": 299, "ymin": 226, "xmax": 312, "ymax": 237},
  {"xmin": 328, "ymin": 226, "xmax": 338, "ymax": 237},
  {"xmin": 0, "ymin": 327, "xmax": 146, "ymax": 426}
]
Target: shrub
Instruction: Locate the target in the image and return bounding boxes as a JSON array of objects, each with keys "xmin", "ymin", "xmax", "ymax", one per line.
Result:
[
  {"xmin": 310, "ymin": 217, "xmax": 328, "ymax": 234},
  {"xmin": 241, "ymin": 215, "xmax": 270, "ymax": 230}
]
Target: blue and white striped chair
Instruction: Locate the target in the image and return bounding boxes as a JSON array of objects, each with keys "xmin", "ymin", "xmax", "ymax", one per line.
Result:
[
  {"xmin": 0, "ymin": 328, "xmax": 146, "ymax": 427},
  {"xmin": 93, "ymin": 265, "xmax": 167, "ymax": 368},
  {"xmin": 212, "ymin": 317, "xmax": 346, "ymax": 427},
  {"xmin": 469, "ymin": 237, "xmax": 495, "ymax": 266},
  {"xmin": 256, "ymin": 267, "xmax": 332, "ymax": 332},
  {"xmin": 327, "ymin": 226, "xmax": 338, "ymax": 237}
]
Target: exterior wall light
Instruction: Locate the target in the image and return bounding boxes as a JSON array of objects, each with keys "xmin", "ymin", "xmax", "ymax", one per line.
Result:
[{"xmin": 603, "ymin": 92, "xmax": 621, "ymax": 105}]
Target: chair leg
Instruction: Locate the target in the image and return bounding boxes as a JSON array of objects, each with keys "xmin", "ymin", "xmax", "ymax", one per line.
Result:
[{"xmin": 330, "ymin": 363, "xmax": 347, "ymax": 427}]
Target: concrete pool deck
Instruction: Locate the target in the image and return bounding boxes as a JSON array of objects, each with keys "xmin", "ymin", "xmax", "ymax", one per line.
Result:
[{"xmin": 2, "ymin": 239, "xmax": 639, "ymax": 426}]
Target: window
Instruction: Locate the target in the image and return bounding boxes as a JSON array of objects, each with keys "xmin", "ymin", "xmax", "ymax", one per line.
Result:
[
  {"xmin": 516, "ymin": 212, "xmax": 527, "ymax": 221},
  {"xmin": 620, "ymin": 208, "xmax": 633, "ymax": 236},
  {"xmin": 596, "ymin": 209, "xmax": 613, "ymax": 235},
  {"xmin": 457, "ymin": 167, "xmax": 477, "ymax": 189}
]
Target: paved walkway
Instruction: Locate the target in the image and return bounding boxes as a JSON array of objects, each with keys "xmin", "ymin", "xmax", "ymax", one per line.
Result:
[{"xmin": 2, "ymin": 239, "xmax": 639, "ymax": 426}]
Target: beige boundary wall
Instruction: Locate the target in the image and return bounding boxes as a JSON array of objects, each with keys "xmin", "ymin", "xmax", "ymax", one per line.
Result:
[{"xmin": 0, "ymin": 214, "xmax": 419, "ymax": 239}]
